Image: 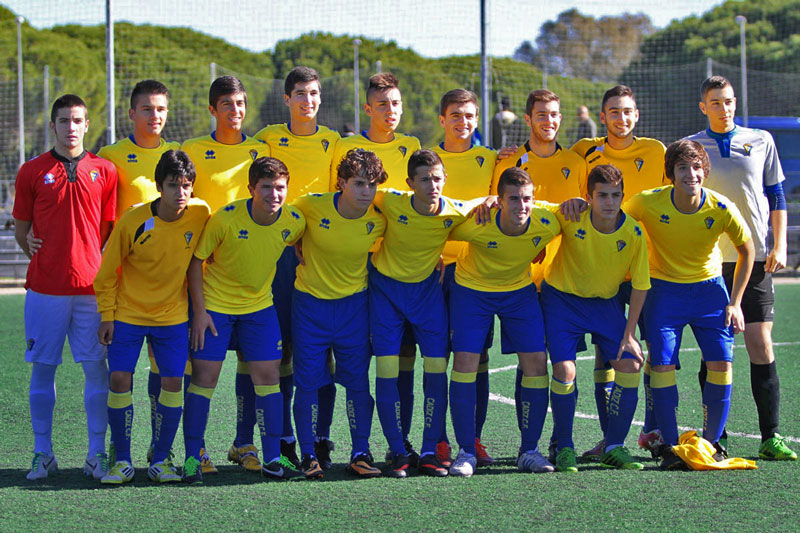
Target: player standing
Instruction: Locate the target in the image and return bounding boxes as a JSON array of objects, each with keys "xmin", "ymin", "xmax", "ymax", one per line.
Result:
[
  {"xmin": 686, "ymin": 76, "xmax": 796, "ymax": 460},
  {"xmin": 94, "ymin": 150, "xmax": 209, "ymax": 484},
  {"xmin": 14, "ymin": 95, "xmax": 117, "ymax": 480},
  {"xmin": 254, "ymin": 66, "xmax": 340, "ymax": 468}
]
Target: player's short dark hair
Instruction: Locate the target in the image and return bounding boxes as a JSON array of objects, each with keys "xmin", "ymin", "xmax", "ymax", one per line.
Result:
[
  {"xmin": 285, "ymin": 66, "xmax": 321, "ymax": 96},
  {"xmin": 525, "ymin": 89, "xmax": 559, "ymax": 116},
  {"xmin": 50, "ymin": 94, "xmax": 87, "ymax": 122},
  {"xmin": 366, "ymin": 72, "xmax": 399, "ymax": 102},
  {"xmin": 497, "ymin": 167, "xmax": 533, "ymax": 198},
  {"xmin": 700, "ymin": 75, "xmax": 733, "ymax": 100},
  {"xmin": 587, "ymin": 164, "xmax": 624, "ymax": 196},
  {"xmin": 130, "ymin": 80, "xmax": 169, "ymax": 109},
  {"xmin": 249, "ymin": 157, "xmax": 289, "ymax": 188},
  {"xmin": 336, "ymin": 149, "xmax": 388, "ymax": 190},
  {"xmin": 439, "ymin": 89, "xmax": 479, "ymax": 117},
  {"xmin": 154, "ymin": 149, "xmax": 195, "ymax": 188},
  {"xmin": 601, "ymin": 85, "xmax": 635, "ymax": 113},
  {"xmin": 408, "ymin": 149, "xmax": 443, "ymax": 180},
  {"xmin": 664, "ymin": 140, "xmax": 710, "ymax": 182},
  {"xmin": 209, "ymin": 76, "xmax": 247, "ymax": 108}
]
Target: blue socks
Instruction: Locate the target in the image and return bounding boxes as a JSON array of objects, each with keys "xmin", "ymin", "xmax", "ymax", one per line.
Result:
[
  {"xmin": 519, "ymin": 375, "xmax": 549, "ymax": 452},
  {"xmin": 449, "ymin": 370, "xmax": 477, "ymax": 456},
  {"xmin": 604, "ymin": 371, "xmax": 640, "ymax": 449},
  {"xmin": 550, "ymin": 377, "xmax": 577, "ymax": 451},
  {"xmin": 703, "ymin": 369, "xmax": 732, "ymax": 444},
  {"xmin": 255, "ymin": 384, "xmax": 283, "ymax": 463}
]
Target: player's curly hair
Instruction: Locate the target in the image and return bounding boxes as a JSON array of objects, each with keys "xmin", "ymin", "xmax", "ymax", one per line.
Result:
[
  {"xmin": 587, "ymin": 164, "xmax": 624, "ymax": 196},
  {"xmin": 497, "ymin": 167, "xmax": 532, "ymax": 197},
  {"xmin": 336, "ymin": 149, "xmax": 388, "ymax": 190},
  {"xmin": 249, "ymin": 157, "xmax": 290, "ymax": 188},
  {"xmin": 664, "ymin": 140, "xmax": 711, "ymax": 182},
  {"xmin": 155, "ymin": 150, "xmax": 196, "ymax": 188}
]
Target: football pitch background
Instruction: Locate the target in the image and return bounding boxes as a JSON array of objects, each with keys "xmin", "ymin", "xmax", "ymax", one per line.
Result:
[{"xmin": 0, "ymin": 287, "xmax": 797, "ymax": 531}]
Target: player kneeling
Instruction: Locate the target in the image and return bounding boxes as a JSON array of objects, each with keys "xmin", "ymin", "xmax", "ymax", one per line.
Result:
[
  {"xmin": 291, "ymin": 149, "xmax": 387, "ymax": 479},
  {"xmin": 624, "ymin": 140, "xmax": 754, "ymax": 470},
  {"xmin": 94, "ymin": 150, "xmax": 210, "ymax": 484},
  {"xmin": 542, "ymin": 164, "xmax": 650, "ymax": 472},
  {"xmin": 448, "ymin": 168, "xmax": 560, "ymax": 477},
  {"xmin": 185, "ymin": 157, "xmax": 305, "ymax": 483}
]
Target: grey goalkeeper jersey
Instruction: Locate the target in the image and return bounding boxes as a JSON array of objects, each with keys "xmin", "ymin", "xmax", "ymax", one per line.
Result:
[{"xmin": 684, "ymin": 127, "xmax": 785, "ymax": 262}]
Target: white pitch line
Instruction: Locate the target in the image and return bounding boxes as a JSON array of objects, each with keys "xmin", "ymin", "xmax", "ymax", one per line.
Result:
[{"xmin": 486, "ymin": 393, "xmax": 800, "ymax": 444}]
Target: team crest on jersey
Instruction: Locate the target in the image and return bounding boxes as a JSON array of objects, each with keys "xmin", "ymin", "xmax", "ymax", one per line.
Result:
[
  {"xmin": 398, "ymin": 214, "xmax": 409, "ymax": 225},
  {"xmin": 366, "ymin": 221, "xmax": 375, "ymax": 234},
  {"xmin": 127, "ymin": 153, "xmax": 138, "ymax": 163},
  {"xmin": 279, "ymin": 137, "xmax": 289, "ymax": 147},
  {"xmin": 532, "ymin": 236, "xmax": 541, "ymax": 247},
  {"xmin": 574, "ymin": 229, "xmax": 586, "ymax": 240},
  {"xmin": 476, "ymin": 156, "xmax": 485, "ymax": 168},
  {"xmin": 205, "ymin": 150, "xmax": 216, "ymax": 160},
  {"xmin": 743, "ymin": 143, "xmax": 752, "ymax": 156},
  {"xmin": 43, "ymin": 173, "xmax": 55, "ymax": 185},
  {"xmin": 184, "ymin": 231, "xmax": 193, "ymax": 245},
  {"xmin": 616, "ymin": 240, "xmax": 627, "ymax": 252},
  {"xmin": 319, "ymin": 218, "xmax": 331, "ymax": 229},
  {"xmin": 249, "ymin": 149, "xmax": 258, "ymax": 161},
  {"xmin": 238, "ymin": 229, "xmax": 249, "ymax": 239},
  {"xmin": 443, "ymin": 219, "xmax": 453, "ymax": 229},
  {"xmin": 398, "ymin": 146, "xmax": 407, "ymax": 157},
  {"xmin": 659, "ymin": 214, "xmax": 670, "ymax": 224},
  {"xmin": 634, "ymin": 158, "xmax": 644, "ymax": 171},
  {"xmin": 321, "ymin": 139, "xmax": 330, "ymax": 152},
  {"xmin": 704, "ymin": 216, "xmax": 715, "ymax": 229},
  {"xmin": 90, "ymin": 170, "xmax": 99, "ymax": 182},
  {"xmin": 281, "ymin": 229, "xmax": 291, "ymax": 241},
  {"xmin": 561, "ymin": 167, "xmax": 570, "ymax": 179}
]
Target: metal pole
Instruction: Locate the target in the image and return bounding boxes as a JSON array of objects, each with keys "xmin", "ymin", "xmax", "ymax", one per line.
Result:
[
  {"xmin": 353, "ymin": 39, "xmax": 361, "ymax": 133},
  {"xmin": 16, "ymin": 16, "xmax": 25, "ymax": 166},
  {"xmin": 480, "ymin": 0, "xmax": 489, "ymax": 147},
  {"xmin": 210, "ymin": 62, "xmax": 217, "ymax": 131},
  {"xmin": 106, "ymin": 0, "xmax": 116, "ymax": 144},
  {"xmin": 706, "ymin": 57, "xmax": 713, "ymax": 78},
  {"xmin": 376, "ymin": 60, "xmax": 382, "ymax": 74},
  {"xmin": 735, "ymin": 15, "xmax": 748, "ymax": 127},
  {"xmin": 43, "ymin": 65, "xmax": 50, "ymax": 150}
]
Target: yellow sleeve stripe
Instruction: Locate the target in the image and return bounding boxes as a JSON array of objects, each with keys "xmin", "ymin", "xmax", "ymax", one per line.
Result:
[
  {"xmin": 187, "ymin": 383, "xmax": 216, "ymax": 399},
  {"xmin": 477, "ymin": 361, "xmax": 489, "ymax": 373},
  {"xmin": 279, "ymin": 363, "xmax": 294, "ymax": 378},
  {"xmin": 707, "ymin": 369, "xmax": 733, "ymax": 386},
  {"xmin": 615, "ymin": 371, "xmax": 641, "ymax": 389},
  {"xmin": 158, "ymin": 389, "xmax": 183, "ymax": 408},
  {"xmin": 108, "ymin": 390, "xmax": 133, "ymax": 409},
  {"xmin": 399, "ymin": 356, "xmax": 416, "ymax": 372},
  {"xmin": 650, "ymin": 370, "xmax": 677, "ymax": 389},
  {"xmin": 423, "ymin": 357, "xmax": 448, "ymax": 373},
  {"xmin": 376, "ymin": 356, "xmax": 400, "ymax": 378},
  {"xmin": 451, "ymin": 370, "xmax": 477, "ymax": 383},
  {"xmin": 594, "ymin": 369, "xmax": 614, "ymax": 384},
  {"xmin": 550, "ymin": 379, "xmax": 576, "ymax": 395},
  {"xmin": 521, "ymin": 375, "xmax": 549, "ymax": 389},
  {"xmin": 236, "ymin": 361, "xmax": 250, "ymax": 374},
  {"xmin": 255, "ymin": 384, "xmax": 281, "ymax": 396}
]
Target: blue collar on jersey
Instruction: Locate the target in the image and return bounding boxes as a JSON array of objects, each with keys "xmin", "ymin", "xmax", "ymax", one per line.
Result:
[
  {"xmin": 362, "ymin": 130, "xmax": 397, "ymax": 143},
  {"xmin": 128, "ymin": 134, "xmax": 165, "ymax": 148},
  {"xmin": 589, "ymin": 208, "xmax": 626, "ymax": 233},
  {"xmin": 706, "ymin": 126, "xmax": 738, "ymax": 159},
  {"xmin": 333, "ymin": 191, "xmax": 341, "ymax": 210},
  {"xmin": 246, "ymin": 198, "xmax": 282, "ymax": 224},
  {"xmin": 210, "ymin": 131, "xmax": 247, "ymax": 144},
  {"xmin": 410, "ymin": 194, "xmax": 444, "ymax": 216},
  {"xmin": 670, "ymin": 187, "xmax": 706, "ymax": 214},
  {"xmin": 438, "ymin": 138, "xmax": 476, "ymax": 151},
  {"xmin": 495, "ymin": 209, "xmax": 531, "ymax": 236},
  {"xmin": 286, "ymin": 122, "xmax": 319, "ymax": 135}
]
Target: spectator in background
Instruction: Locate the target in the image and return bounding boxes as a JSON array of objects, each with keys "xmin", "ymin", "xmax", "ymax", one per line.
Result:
[
  {"xmin": 491, "ymin": 96, "xmax": 518, "ymax": 150},
  {"xmin": 574, "ymin": 105, "xmax": 597, "ymax": 144}
]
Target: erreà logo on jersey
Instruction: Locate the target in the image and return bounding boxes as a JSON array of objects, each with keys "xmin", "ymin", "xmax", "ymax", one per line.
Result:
[
  {"xmin": 205, "ymin": 150, "xmax": 216, "ymax": 160},
  {"xmin": 634, "ymin": 158, "xmax": 644, "ymax": 171},
  {"xmin": 443, "ymin": 219, "xmax": 453, "ymax": 229},
  {"xmin": 705, "ymin": 216, "xmax": 715, "ymax": 229},
  {"xmin": 561, "ymin": 167, "xmax": 570, "ymax": 179},
  {"xmin": 476, "ymin": 156, "xmax": 485, "ymax": 167},
  {"xmin": 398, "ymin": 146, "xmax": 407, "ymax": 157},
  {"xmin": 238, "ymin": 229, "xmax": 248, "ymax": 239},
  {"xmin": 281, "ymin": 229, "xmax": 291, "ymax": 241},
  {"xmin": 319, "ymin": 218, "xmax": 331, "ymax": 230},
  {"xmin": 487, "ymin": 241, "xmax": 498, "ymax": 249},
  {"xmin": 279, "ymin": 137, "xmax": 289, "ymax": 147},
  {"xmin": 743, "ymin": 144, "xmax": 752, "ymax": 156},
  {"xmin": 127, "ymin": 153, "xmax": 138, "ymax": 163},
  {"xmin": 249, "ymin": 149, "xmax": 258, "ymax": 161},
  {"xmin": 321, "ymin": 139, "xmax": 330, "ymax": 152},
  {"xmin": 366, "ymin": 221, "xmax": 375, "ymax": 234},
  {"xmin": 184, "ymin": 231, "xmax": 193, "ymax": 245},
  {"xmin": 532, "ymin": 236, "xmax": 541, "ymax": 247},
  {"xmin": 90, "ymin": 170, "xmax": 99, "ymax": 182},
  {"xmin": 616, "ymin": 240, "xmax": 626, "ymax": 251}
]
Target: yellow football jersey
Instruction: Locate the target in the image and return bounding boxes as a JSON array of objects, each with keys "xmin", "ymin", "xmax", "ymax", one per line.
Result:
[
  {"xmin": 449, "ymin": 206, "xmax": 561, "ymax": 292},
  {"xmin": 371, "ymin": 189, "xmax": 476, "ymax": 283},
  {"xmin": 292, "ymin": 192, "xmax": 386, "ymax": 300},
  {"xmin": 97, "ymin": 136, "xmax": 181, "ymax": 219},
  {"xmin": 433, "ymin": 143, "xmax": 496, "ymax": 266},
  {"xmin": 544, "ymin": 205, "xmax": 650, "ymax": 299},
  {"xmin": 571, "ymin": 136, "xmax": 666, "ymax": 198},
  {"xmin": 623, "ymin": 186, "xmax": 750, "ymax": 283},
  {"xmin": 94, "ymin": 198, "xmax": 210, "ymax": 326},
  {"xmin": 329, "ymin": 133, "xmax": 421, "ymax": 191},
  {"xmin": 194, "ymin": 199, "xmax": 305, "ymax": 314},
  {"xmin": 181, "ymin": 133, "xmax": 269, "ymax": 213},
  {"xmin": 254, "ymin": 123, "xmax": 340, "ymax": 202}
]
